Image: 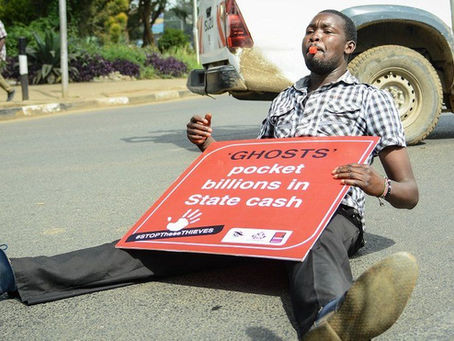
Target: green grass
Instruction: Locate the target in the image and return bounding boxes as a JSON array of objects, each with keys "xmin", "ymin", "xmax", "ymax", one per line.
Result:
[{"xmin": 163, "ymin": 46, "xmax": 201, "ymax": 71}]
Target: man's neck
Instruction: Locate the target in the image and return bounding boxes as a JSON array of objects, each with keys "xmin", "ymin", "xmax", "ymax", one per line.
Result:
[{"xmin": 308, "ymin": 67, "xmax": 347, "ymax": 92}]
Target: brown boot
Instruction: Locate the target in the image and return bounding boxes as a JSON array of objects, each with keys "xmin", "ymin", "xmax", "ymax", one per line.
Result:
[{"xmin": 303, "ymin": 252, "xmax": 418, "ymax": 341}]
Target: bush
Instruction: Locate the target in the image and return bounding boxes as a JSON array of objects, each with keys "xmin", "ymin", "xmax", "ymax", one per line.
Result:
[
  {"xmin": 109, "ymin": 23, "xmax": 122, "ymax": 44},
  {"xmin": 0, "ymin": 0, "xmax": 38, "ymax": 28},
  {"xmin": 105, "ymin": 12, "xmax": 128, "ymax": 44},
  {"xmin": 145, "ymin": 52, "xmax": 187, "ymax": 77},
  {"xmin": 69, "ymin": 54, "xmax": 114, "ymax": 82},
  {"xmin": 110, "ymin": 59, "xmax": 140, "ymax": 78},
  {"xmin": 69, "ymin": 54, "xmax": 140, "ymax": 82},
  {"xmin": 3, "ymin": 36, "xmax": 196, "ymax": 83},
  {"xmin": 97, "ymin": 43, "xmax": 147, "ymax": 65},
  {"xmin": 5, "ymin": 25, "xmax": 36, "ymax": 57},
  {"xmin": 6, "ymin": 16, "xmax": 78, "ymax": 57},
  {"xmin": 1, "ymin": 57, "xmax": 19, "ymax": 80},
  {"xmin": 140, "ymin": 66, "xmax": 157, "ymax": 79},
  {"xmin": 27, "ymin": 31, "xmax": 64, "ymax": 84},
  {"xmin": 1, "ymin": 56, "xmax": 40, "ymax": 84},
  {"xmin": 163, "ymin": 46, "xmax": 200, "ymax": 72},
  {"xmin": 157, "ymin": 28, "xmax": 189, "ymax": 53},
  {"xmin": 68, "ymin": 37, "xmax": 102, "ymax": 56},
  {"xmin": 71, "ymin": 42, "xmax": 148, "ymax": 65}
]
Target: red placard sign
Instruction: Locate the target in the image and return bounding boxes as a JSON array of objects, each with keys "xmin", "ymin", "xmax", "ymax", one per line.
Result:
[{"xmin": 117, "ymin": 136, "xmax": 379, "ymax": 261}]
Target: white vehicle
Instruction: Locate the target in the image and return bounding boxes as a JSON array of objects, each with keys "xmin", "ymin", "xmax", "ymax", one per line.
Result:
[{"xmin": 187, "ymin": 0, "xmax": 454, "ymax": 144}]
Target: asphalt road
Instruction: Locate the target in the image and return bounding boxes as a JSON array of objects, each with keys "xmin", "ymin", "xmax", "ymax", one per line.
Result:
[{"xmin": 0, "ymin": 96, "xmax": 453, "ymax": 340}]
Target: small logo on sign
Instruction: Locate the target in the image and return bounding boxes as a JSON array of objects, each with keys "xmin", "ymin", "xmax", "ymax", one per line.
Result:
[
  {"xmin": 167, "ymin": 209, "xmax": 202, "ymax": 231},
  {"xmin": 233, "ymin": 231, "xmax": 244, "ymax": 237},
  {"xmin": 270, "ymin": 232, "xmax": 287, "ymax": 244},
  {"xmin": 222, "ymin": 228, "xmax": 292, "ymax": 246},
  {"xmin": 252, "ymin": 232, "xmax": 266, "ymax": 240}
]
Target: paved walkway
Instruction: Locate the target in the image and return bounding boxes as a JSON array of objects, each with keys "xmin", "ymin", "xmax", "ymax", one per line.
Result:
[{"xmin": 0, "ymin": 78, "xmax": 197, "ymax": 121}]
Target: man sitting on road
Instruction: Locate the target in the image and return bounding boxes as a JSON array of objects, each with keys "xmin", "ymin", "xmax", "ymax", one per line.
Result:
[
  {"xmin": 1, "ymin": 10, "xmax": 419, "ymax": 340},
  {"xmin": 186, "ymin": 10, "xmax": 419, "ymax": 339}
]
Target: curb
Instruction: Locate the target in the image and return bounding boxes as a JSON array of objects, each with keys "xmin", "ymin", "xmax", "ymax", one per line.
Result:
[{"xmin": 0, "ymin": 89, "xmax": 196, "ymax": 122}]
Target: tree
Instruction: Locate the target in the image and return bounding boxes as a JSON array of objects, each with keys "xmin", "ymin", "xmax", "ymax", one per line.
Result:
[
  {"xmin": 0, "ymin": 0, "xmax": 55, "ymax": 26},
  {"xmin": 68, "ymin": 0, "xmax": 129, "ymax": 42},
  {"xmin": 138, "ymin": 0, "xmax": 167, "ymax": 47},
  {"xmin": 169, "ymin": 0, "xmax": 192, "ymax": 26},
  {"xmin": 104, "ymin": 0, "xmax": 129, "ymax": 43}
]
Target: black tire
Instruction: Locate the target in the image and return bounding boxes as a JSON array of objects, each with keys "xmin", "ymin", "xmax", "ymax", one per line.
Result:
[{"xmin": 349, "ymin": 45, "xmax": 442, "ymax": 145}]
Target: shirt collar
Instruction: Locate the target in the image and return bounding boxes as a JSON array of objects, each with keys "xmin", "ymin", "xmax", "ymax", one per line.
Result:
[{"xmin": 293, "ymin": 70, "xmax": 359, "ymax": 92}]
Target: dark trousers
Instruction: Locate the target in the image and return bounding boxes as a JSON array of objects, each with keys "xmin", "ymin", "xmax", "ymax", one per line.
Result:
[{"xmin": 11, "ymin": 206, "xmax": 362, "ymax": 335}]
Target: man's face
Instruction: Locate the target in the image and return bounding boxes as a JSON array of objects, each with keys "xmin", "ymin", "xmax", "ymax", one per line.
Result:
[{"xmin": 302, "ymin": 12, "xmax": 353, "ymax": 75}]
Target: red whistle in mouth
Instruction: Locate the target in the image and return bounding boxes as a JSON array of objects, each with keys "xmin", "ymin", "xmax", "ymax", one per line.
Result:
[{"xmin": 309, "ymin": 46, "xmax": 318, "ymax": 54}]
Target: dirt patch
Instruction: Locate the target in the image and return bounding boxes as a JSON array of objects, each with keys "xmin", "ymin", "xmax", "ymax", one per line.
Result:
[{"xmin": 239, "ymin": 48, "xmax": 292, "ymax": 92}]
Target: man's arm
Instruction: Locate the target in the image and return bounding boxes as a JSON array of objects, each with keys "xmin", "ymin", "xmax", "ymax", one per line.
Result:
[
  {"xmin": 378, "ymin": 146, "xmax": 418, "ymax": 208},
  {"xmin": 186, "ymin": 113, "xmax": 216, "ymax": 152},
  {"xmin": 0, "ymin": 37, "xmax": 5, "ymax": 51},
  {"xmin": 332, "ymin": 146, "xmax": 418, "ymax": 209}
]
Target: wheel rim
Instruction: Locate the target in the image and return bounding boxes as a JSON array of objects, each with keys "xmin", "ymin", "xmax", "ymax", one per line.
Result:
[{"xmin": 371, "ymin": 67, "xmax": 422, "ymax": 128}]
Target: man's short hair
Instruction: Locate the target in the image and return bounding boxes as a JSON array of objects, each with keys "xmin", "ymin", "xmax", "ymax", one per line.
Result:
[{"xmin": 320, "ymin": 9, "xmax": 357, "ymax": 44}]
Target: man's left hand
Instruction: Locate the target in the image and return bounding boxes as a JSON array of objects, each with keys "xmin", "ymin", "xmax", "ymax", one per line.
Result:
[{"xmin": 332, "ymin": 163, "xmax": 385, "ymax": 197}]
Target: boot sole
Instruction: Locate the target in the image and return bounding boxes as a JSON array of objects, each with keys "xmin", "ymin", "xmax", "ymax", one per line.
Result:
[{"xmin": 303, "ymin": 252, "xmax": 418, "ymax": 340}]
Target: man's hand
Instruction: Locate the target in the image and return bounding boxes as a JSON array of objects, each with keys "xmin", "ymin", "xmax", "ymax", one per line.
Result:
[
  {"xmin": 186, "ymin": 113, "xmax": 215, "ymax": 151},
  {"xmin": 332, "ymin": 163, "xmax": 385, "ymax": 197},
  {"xmin": 332, "ymin": 147, "xmax": 418, "ymax": 209}
]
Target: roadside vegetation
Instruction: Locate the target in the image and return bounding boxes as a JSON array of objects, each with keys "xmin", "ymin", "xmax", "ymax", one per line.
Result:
[{"xmin": 0, "ymin": 0, "xmax": 199, "ymax": 84}]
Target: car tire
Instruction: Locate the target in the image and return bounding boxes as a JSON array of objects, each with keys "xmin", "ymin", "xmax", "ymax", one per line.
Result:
[{"xmin": 349, "ymin": 45, "xmax": 442, "ymax": 145}]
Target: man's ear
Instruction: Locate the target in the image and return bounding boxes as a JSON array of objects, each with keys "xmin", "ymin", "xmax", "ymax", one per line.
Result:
[{"xmin": 345, "ymin": 40, "xmax": 356, "ymax": 57}]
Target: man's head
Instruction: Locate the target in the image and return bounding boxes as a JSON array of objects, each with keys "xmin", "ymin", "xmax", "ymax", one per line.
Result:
[{"xmin": 302, "ymin": 10, "xmax": 357, "ymax": 75}]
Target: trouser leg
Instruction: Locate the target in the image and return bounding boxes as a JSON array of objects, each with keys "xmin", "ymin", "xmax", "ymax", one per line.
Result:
[
  {"xmin": 286, "ymin": 211, "xmax": 362, "ymax": 335},
  {"xmin": 11, "ymin": 240, "xmax": 240, "ymax": 305},
  {"xmin": 0, "ymin": 72, "xmax": 12, "ymax": 93}
]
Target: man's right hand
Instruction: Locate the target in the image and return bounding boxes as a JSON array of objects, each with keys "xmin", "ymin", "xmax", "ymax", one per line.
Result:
[{"xmin": 186, "ymin": 113, "xmax": 214, "ymax": 151}]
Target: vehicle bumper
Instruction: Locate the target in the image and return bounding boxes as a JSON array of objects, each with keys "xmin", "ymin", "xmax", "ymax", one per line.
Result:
[{"xmin": 186, "ymin": 66, "xmax": 247, "ymax": 95}]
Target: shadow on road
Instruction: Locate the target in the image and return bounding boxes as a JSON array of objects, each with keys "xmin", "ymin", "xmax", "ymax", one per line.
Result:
[
  {"xmin": 158, "ymin": 258, "xmax": 298, "ymax": 332},
  {"xmin": 120, "ymin": 113, "xmax": 454, "ymax": 148},
  {"xmin": 426, "ymin": 114, "xmax": 454, "ymax": 140},
  {"xmin": 353, "ymin": 232, "xmax": 396, "ymax": 258},
  {"xmin": 155, "ymin": 232, "xmax": 394, "ymax": 335},
  {"xmin": 160, "ymin": 259, "xmax": 287, "ymax": 296},
  {"xmin": 246, "ymin": 326, "xmax": 286, "ymax": 341},
  {"xmin": 120, "ymin": 125, "xmax": 261, "ymax": 149},
  {"xmin": 156, "ymin": 236, "xmax": 395, "ymax": 295}
]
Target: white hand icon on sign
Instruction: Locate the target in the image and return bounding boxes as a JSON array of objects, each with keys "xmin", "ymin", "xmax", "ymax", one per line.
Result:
[{"xmin": 167, "ymin": 209, "xmax": 202, "ymax": 231}]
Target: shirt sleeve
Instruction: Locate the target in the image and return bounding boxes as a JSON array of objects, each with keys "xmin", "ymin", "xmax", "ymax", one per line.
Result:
[{"xmin": 364, "ymin": 88, "xmax": 406, "ymax": 155}]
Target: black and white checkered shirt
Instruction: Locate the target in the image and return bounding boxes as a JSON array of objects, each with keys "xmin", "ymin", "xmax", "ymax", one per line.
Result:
[{"xmin": 258, "ymin": 71, "xmax": 406, "ymax": 225}]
